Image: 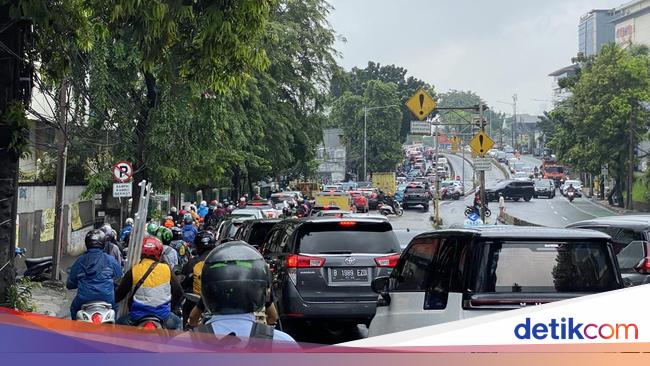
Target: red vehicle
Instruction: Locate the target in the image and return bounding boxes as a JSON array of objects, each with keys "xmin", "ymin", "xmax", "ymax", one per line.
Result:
[{"xmin": 349, "ymin": 190, "xmax": 369, "ymax": 213}]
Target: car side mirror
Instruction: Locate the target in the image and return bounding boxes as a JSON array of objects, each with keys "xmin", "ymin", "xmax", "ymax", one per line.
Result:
[{"xmin": 371, "ymin": 276, "xmax": 391, "ymax": 306}]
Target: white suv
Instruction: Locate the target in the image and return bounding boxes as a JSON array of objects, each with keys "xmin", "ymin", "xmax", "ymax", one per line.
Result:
[{"xmin": 368, "ymin": 226, "xmax": 623, "ymax": 337}]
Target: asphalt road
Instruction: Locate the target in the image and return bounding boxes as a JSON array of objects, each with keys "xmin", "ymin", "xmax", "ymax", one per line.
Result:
[{"xmin": 493, "ymin": 154, "xmax": 617, "ymax": 227}]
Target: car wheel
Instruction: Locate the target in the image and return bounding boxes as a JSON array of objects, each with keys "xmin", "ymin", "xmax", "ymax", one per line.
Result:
[
  {"xmin": 513, "ymin": 197, "xmax": 520, "ymax": 202},
  {"xmin": 423, "ymin": 205, "xmax": 429, "ymax": 212},
  {"xmin": 524, "ymin": 195, "xmax": 532, "ymax": 202},
  {"xmin": 533, "ymin": 194, "xmax": 538, "ymax": 199}
]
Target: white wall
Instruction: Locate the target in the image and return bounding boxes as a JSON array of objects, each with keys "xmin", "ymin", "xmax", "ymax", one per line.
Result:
[{"xmin": 17, "ymin": 185, "xmax": 87, "ymax": 214}]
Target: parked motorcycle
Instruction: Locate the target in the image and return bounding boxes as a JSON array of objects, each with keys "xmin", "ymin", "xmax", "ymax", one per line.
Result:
[
  {"xmin": 378, "ymin": 202, "xmax": 403, "ymax": 216},
  {"xmin": 464, "ymin": 205, "xmax": 491, "ymax": 218},
  {"xmin": 14, "ymin": 248, "xmax": 53, "ymax": 281},
  {"xmin": 76, "ymin": 301, "xmax": 115, "ymax": 324}
]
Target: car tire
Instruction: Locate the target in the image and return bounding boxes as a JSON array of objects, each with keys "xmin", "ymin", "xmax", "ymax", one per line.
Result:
[
  {"xmin": 513, "ymin": 197, "xmax": 520, "ymax": 202},
  {"xmin": 524, "ymin": 195, "xmax": 532, "ymax": 202},
  {"xmin": 423, "ymin": 205, "xmax": 429, "ymax": 212},
  {"xmin": 533, "ymin": 194, "xmax": 538, "ymax": 199}
]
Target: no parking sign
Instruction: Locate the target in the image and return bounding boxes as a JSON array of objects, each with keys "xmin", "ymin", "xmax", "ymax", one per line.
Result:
[{"xmin": 112, "ymin": 161, "xmax": 133, "ymax": 183}]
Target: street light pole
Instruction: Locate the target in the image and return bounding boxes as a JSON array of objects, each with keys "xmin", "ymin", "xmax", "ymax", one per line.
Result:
[{"xmin": 362, "ymin": 105, "xmax": 398, "ymax": 182}]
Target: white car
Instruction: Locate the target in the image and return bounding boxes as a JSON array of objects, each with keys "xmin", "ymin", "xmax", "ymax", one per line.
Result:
[
  {"xmin": 368, "ymin": 227, "xmax": 622, "ymax": 337},
  {"xmin": 230, "ymin": 208, "xmax": 266, "ymax": 219},
  {"xmin": 513, "ymin": 171, "xmax": 531, "ymax": 181}
]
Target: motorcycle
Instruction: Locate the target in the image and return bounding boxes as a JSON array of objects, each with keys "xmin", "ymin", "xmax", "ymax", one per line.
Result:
[
  {"xmin": 440, "ymin": 187, "xmax": 461, "ymax": 201},
  {"xmin": 567, "ymin": 190, "xmax": 575, "ymax": 202},
  {"xmin": 14, "ymin": 248, "xmax": 53, "ymax": 281},
  {"xmin": 136, "ymin": 315, "xmax": 165, "ymax": 330},
  {"xmin": 76, "ymin": 301, "xmax": 115, "ymax": 324},
  {"xmin": 378, "ymin": 201, "xmax": 403, "ymax": 216},
  {"xmin": 464, "ymin": 205, "xmax": 491, "ymax": 218}
]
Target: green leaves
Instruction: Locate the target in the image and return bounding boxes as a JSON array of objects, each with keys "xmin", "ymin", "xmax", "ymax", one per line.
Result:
[{"xmin": 548, "ymin": 44, "xmax": 650, "ymax": 177}]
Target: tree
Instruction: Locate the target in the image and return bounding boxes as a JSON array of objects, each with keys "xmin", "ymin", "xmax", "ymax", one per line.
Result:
[{"xmin": 548, "ymin": 44, "xmax": 650, "ymax": 207}]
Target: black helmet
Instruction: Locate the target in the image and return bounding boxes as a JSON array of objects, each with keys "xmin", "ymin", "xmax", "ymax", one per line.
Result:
[
  {"xmin": 85, "ymin": 229, "xmax": 106, "ymax": 250},
  {"xmin": 171, "ymin": 226, "xmax": 183, "ymax": 241},
  {"xmin": 194, "ymin": 230, "xmax": 216, "ymax": 254},
  {"xmin": 200, "ymin": 241, "xmax": 269, "ymax": 315}
]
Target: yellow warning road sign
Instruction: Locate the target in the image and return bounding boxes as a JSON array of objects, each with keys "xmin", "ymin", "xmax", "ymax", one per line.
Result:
[
  {"xmin": 405, "ymin": 87, "xmax": 436, "ymax": 121},
  {"xmin": 469, "ymin": 130, "xmax": 495, "ymax": 157}
]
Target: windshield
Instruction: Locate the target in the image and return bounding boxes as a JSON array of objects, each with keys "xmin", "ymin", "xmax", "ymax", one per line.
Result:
[
  {"xmin": 545, "ymin": 166, "xmax": 564, "ymax": 174},
  {"xmin": 472, "ymin": 241, "xmax": 619, "ymax": 293},
  {"xmin": 297, "ymin": 222, "xmax": 399, "ymax": 254},
  {"xmin": 534, "ymin": 179, "xmax": 552, "ymax": 187}
]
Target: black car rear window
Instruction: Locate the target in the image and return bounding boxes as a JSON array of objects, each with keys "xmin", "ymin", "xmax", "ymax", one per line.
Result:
[
  {"xmin": 472, "ymin": 240, "xmax": 619, "ymax": 293},
  {"xmin": 405, "ymin": 187, "xmax": 425, "ymax": 193},
  {"xmin": 296, "ymin": 222, "xmax": 399, "ymax": 254},
  {"xmin": 247, "ymin": 222, "xmax": 277, "ymax": 247}
]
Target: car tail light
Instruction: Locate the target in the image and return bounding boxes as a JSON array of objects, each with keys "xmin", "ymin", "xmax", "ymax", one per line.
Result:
[
  {"xmin": 91, "ymin": 313, "xmax": 102, "ymax": 324},
  {"xmin": 286, "ymin": 254, "xmax": 326, "ymax": 268},
  {"xmin": 374, "ymin": 254, "xmax": 400, "ymax": 267},
  {"xmin": 339, "ymin": 221, "xmax": 356, "ymax": 227}
]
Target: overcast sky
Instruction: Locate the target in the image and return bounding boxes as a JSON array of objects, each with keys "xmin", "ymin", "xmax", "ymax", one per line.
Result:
[{"xmin": 327, "ymin": 0, "xmax": 623, "ymax": 115}]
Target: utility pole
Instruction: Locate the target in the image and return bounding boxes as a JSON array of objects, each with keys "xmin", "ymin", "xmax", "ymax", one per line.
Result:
[
  {"xmin": 434, "ymin": 122, "xmax": 441, "ymax": 229},
  {"xmin": 363, "ymin": 108, "xmax": 367, "ymax": 182},
  {"xmin": 627, "ymin": 107, "xmax": 636, "ymax": 210},
  {"xmin": 51, "ymin": 78, "xmax": 69, "ymax": 281},
  {"xmin": 479, "ymin": 103, "xmax": 487, "ymax": 223},
  {"xmin": 512, "ymin": 94, "xmax": 517, "ymax": 149}
]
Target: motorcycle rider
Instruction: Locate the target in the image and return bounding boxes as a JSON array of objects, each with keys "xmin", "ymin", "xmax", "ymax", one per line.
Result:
[
  {"xmin": 100, "ymin": 224, "xmax": 123, "ymax": 264},
  {"xmin": 169, "ymin": 206, "xmax": 180, "ymax": 225},
  {"xmin": 198, "ymin": 200, "xmax": 209, "ymax": 219},
  {"xmin": 119, "ymin": 218, "xmax": 134, "ymax": 242},
  {"xmin": 215, "ymin": 202, "xmax": 227, "ymax": 219},
  {"xmin": 156, "ymin": 226, "xmax": 179, "ymax": 271},
  {"xmin": 567, "ymin": 183, "xmax": 577, "ymax": 199},
  {"xmin": 203, "ymin": 200, "xmax": 220, "ymax": 230},
  {"xmin": 169, "ymin": 226, "xmax": 190, "ymax": 269},
  {"xmin": 114, "ymin": 237, "xmax": 183, "ymax": 330},
  {"xmin": 192, "ymin": 241, "xmax": 296, "ymax": 346},
  {"xmin": 182, "ymin": 214, "xmax": 198, "ymax": 245},
  {"xmin": 67, "ymin": 230, "xmax": 123, "ymax": 320},
  {"xmin": 181, "ymin": 230, "xmax": 217, "ymax": 327}
]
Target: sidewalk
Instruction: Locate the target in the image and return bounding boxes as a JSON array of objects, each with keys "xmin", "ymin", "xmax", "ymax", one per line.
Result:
[{"xmin": 584, "ymin": 194, "xmax": 636, "ymax": 215}]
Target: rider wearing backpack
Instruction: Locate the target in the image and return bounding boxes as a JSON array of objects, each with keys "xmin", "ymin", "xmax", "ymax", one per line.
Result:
[{"xmin": 193, "ymin": 241, "xmax": 296, "ymax": 346}]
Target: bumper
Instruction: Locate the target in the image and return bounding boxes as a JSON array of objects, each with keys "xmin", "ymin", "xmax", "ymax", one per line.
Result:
[{"xmin": 279, "ymin": 282, "xmax": 377, "ymax": 321}]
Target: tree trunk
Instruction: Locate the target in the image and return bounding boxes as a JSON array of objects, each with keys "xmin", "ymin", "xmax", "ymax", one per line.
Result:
[
  {"xmin": 0, "ymin": 13, "xmax": 28, "ymax": 300},
  {"xmin": 130, "ymin": 71, "xmax": 157, "ymax": 217}
]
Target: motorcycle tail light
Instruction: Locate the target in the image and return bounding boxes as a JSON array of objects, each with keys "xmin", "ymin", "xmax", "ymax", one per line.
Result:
[
  {"xmin": 142, "ymin": 321, "xmax": 158, "ymax": 330},
  {"xmin": 91, "ymin": 313, "xmax": 102, "ymax": 324}
]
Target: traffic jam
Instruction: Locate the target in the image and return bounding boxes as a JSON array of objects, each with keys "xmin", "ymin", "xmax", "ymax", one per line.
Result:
[{"xmin": 108, "ymin": 141, "xmax": 637, "ymax": 345}]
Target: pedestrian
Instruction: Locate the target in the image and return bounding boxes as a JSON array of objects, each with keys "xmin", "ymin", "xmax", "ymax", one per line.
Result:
[{"xmin": 498, "ymin": 192, "xmax": 506, "ymax": 223}]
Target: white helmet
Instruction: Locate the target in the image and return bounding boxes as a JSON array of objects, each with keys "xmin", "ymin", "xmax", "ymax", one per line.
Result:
[
  {"xmin": 125, "ymin": 218, "xmax": 134, "ymax": 226},
  {"xmin": 240, "ymin": 197, "xmax": 246, "ymax": 202},
  {"xmin": 201, "ymin": 200, "xmax": 207, "ymax": 206}
]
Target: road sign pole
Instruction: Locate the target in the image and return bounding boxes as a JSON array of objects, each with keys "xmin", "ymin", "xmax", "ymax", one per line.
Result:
[{"xmin": 479, "ymin": 103, "xmax": 487, "ymax": 224}]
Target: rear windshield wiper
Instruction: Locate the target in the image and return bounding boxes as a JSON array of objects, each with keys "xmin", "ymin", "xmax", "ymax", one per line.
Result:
[{"xmin": 317, "ymin": 250, "xmax": 353, "ymax": 254}]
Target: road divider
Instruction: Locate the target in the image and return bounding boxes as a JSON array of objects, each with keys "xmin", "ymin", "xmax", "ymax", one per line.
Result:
[{"xmin": 491, "ymin": 158, "xmax": 510, "ymax": 179}]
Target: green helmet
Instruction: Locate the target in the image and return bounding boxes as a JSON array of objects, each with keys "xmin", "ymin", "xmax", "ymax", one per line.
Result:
[
  {"xmin": 156, "ymin": 227, "xmax": 173, "ymax": 245},
  {"xmin": 146, "ymin": 222, "xmax": 159, "ymax": 236}
]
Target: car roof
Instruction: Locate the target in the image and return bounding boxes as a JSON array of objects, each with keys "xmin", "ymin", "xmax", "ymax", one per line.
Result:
[
  {"xmin": 568, "ymin": 215, "xmax": 650, "ymax": 231},
  {"xmin": 414, "ymin": 226, "xmax": 611, "ymax": 240},
  {"xmin": 288, "ymin": 216, "xmax": 392, "ymax": 225}
]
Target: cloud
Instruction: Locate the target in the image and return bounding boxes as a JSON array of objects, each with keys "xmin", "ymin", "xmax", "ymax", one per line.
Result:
[{"xmin": 328, "ymin": 0, "xmax": 623, "ymax": 115}]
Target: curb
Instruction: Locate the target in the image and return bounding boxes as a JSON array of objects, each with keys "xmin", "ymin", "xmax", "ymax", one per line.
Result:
[{"xmin": 491, "ymin": 158, "xmax": 510, "ymax": 179}]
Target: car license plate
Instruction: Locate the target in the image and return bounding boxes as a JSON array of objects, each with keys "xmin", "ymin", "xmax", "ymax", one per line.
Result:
[{"xmin": 331, "ymin": 268, "xmax": 368, "ymax": 282}]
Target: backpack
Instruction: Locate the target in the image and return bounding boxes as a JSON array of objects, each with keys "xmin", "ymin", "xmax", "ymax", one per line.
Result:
[
  {"xmin": 192, "ymin": 321, "xmax": 274, "ymax": 349},
  {"xmin": 182, "ymin": 226, "xmax": 196, "ymax": 243}
]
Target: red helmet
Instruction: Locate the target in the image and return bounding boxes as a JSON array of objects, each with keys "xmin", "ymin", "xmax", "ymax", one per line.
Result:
[{"xmin": 141, "ymin": 237, "xmax": 163, "ymax": 261}]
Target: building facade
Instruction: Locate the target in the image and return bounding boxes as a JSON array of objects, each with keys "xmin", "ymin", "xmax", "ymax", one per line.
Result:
[
  {"xmin": 578, "ymin": 9, "xmax": 616, "ymax": 57},
  {"xmin": 612, "ymin": 0, "xmax": 650, "ymax": 47},
  {"xmin": 316, "ymin": 128, "xmax": 346, "ymax": 183}
]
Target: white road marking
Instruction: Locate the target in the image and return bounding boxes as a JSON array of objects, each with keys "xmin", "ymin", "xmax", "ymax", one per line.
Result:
[
  {"xmin": 561, "ymin": 216, "xmax": 568, "ymax": 221},
  {"xmin": 553, "ymin": 211, "xmax": 558, "ymax": 215}
]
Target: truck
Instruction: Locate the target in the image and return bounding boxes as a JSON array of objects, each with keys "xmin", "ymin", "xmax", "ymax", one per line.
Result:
[
  {"xmin": 371, "ymin": 172, "xmax": 396, "ymax": 196},
  {"xmin": 541, "ymin": 159, "xmax": 566, "ymax": 188}
]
